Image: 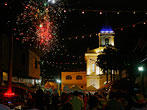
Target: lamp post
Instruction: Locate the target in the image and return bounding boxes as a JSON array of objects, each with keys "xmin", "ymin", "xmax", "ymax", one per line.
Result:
[
  {"xmin": 56, "ymin": 79, "xmax": 61, "ymax": 96},
  {"xmin": 138, "ymin": 66, "xmax": 144, "ymax": 94}
]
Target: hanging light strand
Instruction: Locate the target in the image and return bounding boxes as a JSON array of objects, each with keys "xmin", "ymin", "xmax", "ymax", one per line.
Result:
[{"xmin": 61, "ymin": 20, "xmax": 147, "ymax": 41}]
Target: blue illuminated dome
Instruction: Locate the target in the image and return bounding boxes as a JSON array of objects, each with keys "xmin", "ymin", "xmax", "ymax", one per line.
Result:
[{"xmin": 100, "ymin": 26, "xmax": 114, "ymax": 33}]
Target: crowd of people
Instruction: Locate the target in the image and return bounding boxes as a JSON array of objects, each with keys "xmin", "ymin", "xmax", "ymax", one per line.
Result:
[
  {"xmin": 0, "ymin": 86, "xmax": 146, "ymax": 110},
  {"xmin": 21, "ymin": 86, "xmax": 147, "ymax": 110}
]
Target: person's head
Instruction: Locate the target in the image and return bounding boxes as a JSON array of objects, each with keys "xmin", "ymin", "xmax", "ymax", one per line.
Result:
[
  {"xmin": 62, "ymin": 102, "xmax": 73, "ymax": 110},
  {"xmin": 88, "ymin": 95, "xmax": 98, "ymax": 108},
  {"xmin": 98, "ymin": 98, "xmax": 107, "ymax": 110},
  {"xmin": 61, "ymin": 92, "xmax": 67, "ymax": 97},
  {"xmin": 73, "ymin": 91, "xmax": 78, "ymax": 96},
  {"xmin": 109, "ymin": 91, "xmax": 117, "ymax": 99}
]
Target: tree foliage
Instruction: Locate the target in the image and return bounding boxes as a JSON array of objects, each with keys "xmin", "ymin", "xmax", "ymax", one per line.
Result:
[{"xmin": 96, "ymin": 46, "xmax": 126, "ymax": 82}]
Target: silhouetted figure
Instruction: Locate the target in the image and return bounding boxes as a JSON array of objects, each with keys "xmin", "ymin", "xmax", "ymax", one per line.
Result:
[
  {"xmin": 35, "ymin": 87, "xmax": 44, "ymax": 110},
  {"xmin": 27, "ymin": 92, "xmax": 34, "ymax": 109},
  {"xmin": 87, "ymin": 95, "xmax": 98, "ymax": 110},
  {"xmin": 44, "ymin": 91, "xmax": 52, "ymax": 110},
  {"xmin": 62, "ymin": 102, "xmax": 73, "ymax": 110},
  {"xmin": 106, "ymin": 92, "xmax": 125, "ymax": 110},
  {"xmin": 69, "ymin": 91, "xmax": 84, "ymax": 110}
]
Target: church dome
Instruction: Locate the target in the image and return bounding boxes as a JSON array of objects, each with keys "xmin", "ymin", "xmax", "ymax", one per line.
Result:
[{"xmin": 100, "ymin": 26, "xmax": 114, "ymax": 33}]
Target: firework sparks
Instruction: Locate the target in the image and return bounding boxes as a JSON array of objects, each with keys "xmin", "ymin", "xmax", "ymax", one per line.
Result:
[{"xmin": 13, "ymin": 0, "xmax": 63, "ymax": 53}]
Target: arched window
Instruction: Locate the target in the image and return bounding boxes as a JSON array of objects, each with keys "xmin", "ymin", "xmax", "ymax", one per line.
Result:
[
  {"xmin": 76, "ymin": 75, "xmax": 82, "ymax": 80},
  {"xmin": 66, "ymin": 75, "xmax": 72, "ymax": 80},
  {"xmin": 105, "ymin": 38, "xmax": 109, "ymax": 46}
]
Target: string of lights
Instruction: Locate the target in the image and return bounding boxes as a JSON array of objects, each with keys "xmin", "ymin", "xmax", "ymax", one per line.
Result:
[
  {"xmin": 62, "ymin": 8, "xmax": 147, "ymax": 15},
  {"xmin": 42, "ymin": 53, "xmax": 85, "ymax": 65},
  {"xmin": 46, "ymin": 61, "xmax": 85, "ymax": 65},
  {"xmin": 45, "ymin": 19, "xmax": 147, "ymax": 68},
  {"xmin": 60, "ymin": 19, "xmax": 147, "ymax": 41},
  {"xmin": 2, "ymin": 1, "xmax": 147, "ymax": 43},
  {"xmin": 47, "ymin": 63, "xmax": 86, "ymax": 71},
  {"xmin": 41, "ymin": 52, "xmax": 86, "ymax": 72},
  {"xmin": 41, "ymin": 58, "xmax": 86, "ymax": 72},
  {"xmin": 2, "ymin": 2, "xmax": 147, "ymax": 15},
  {"xmin": 46, "ymin": 19, "xmax": 147, "ymax": 70},
  {"xmin": 47, "ymin": 54, "xmax": 83, "ymax": 58}
]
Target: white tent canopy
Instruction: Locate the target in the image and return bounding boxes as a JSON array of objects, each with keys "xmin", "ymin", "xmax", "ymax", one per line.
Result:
[{"xmin": 85, "ymin": 85, "xmax": 97, "ymax": 92}]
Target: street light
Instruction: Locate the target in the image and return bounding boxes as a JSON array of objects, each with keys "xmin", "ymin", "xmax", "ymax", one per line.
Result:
[
  {"xmin": 138, "ymin": 66, "xmax": 144, "ymax": 94},
  {"xmin": 138, "ymin": 66, "xmax": 144, "ymax": 71},
  {"xmin": 56, "ymin": 79, "xmax": 61, "ymax": 83},
  {"xmin": 56, "ymin": 79, "xmax": 61, "ymax": 96}
]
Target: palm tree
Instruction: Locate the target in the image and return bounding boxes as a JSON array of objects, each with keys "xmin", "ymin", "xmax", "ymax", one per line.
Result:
[
  {"xmin": 103, "ymin": 46, "xmax": 116, "ymax": 81},
  {"xmin": 96, "ymin": 52, "xmax": 109, "ymax": 83},
  {"xmin": 96, "ymin": 46, "xmax": 126, "ymax": 83}
]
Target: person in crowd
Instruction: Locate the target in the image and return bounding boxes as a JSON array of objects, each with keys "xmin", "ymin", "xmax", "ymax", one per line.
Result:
[
  {"xmin": 69, "ymin": 91, "xmax": 84, "ymax": 110},
  {"xmin": 62, "ymin": 102, "xmax": 73, "ymax": 110},
  {"xmin": 84, "ymin": 94, "xmax": 89, "ymax": 110},
  {"xmin": 117, "ymin": 93, "xmax": 130, "ymax": 110},
  {"xmin": 44, "ymin": 91, "xmax": 52, "ymax": 110},
  {"xmin": 87, "ymin": 95, "xmax": 98, "ymax": 110},
  {"xmin": 27, "ymin": 92, "xmax": 34, "ymax": 109},
  {"xmin": 54, "ymin": 92, "xmax": 70, "ymax": 110},
  {"xmin": 130, "ymin": 93, "xmax": 147, "ymax": 110},
  {"xmin": 23, "ymin": 91, "xmax": 28, "ymax": 108},
  {"xmin": 97, "ymin": 98, "xmax": 107, "ymax": 110},
  {"xmin": 52, "ymin": 93, "xmax": 61, "ymax": 110},
  {"xmin": 106, "ymin": 92, "xmax": 125, "ymax": 110},
  {"xmin": 35, "ymin": 86, "xmax": 44, "ymax": 110},
  {"xmin": 61, "ymin": 92, "xmax": 68, "ymax": 104}
]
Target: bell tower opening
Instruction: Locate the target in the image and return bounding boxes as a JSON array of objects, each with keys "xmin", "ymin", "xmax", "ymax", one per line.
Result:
[
  {"xmin": 99, "ymin": 26, "xmax": 115, "ymax": 47},
  {"xmin": 105, "ymin": 38, "xmax": 109, "ymax": 46}
]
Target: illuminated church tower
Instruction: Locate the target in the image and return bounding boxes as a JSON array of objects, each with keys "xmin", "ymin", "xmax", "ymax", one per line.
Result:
[{"xmin": 85, "ymin": 26, "xmax": 115, "ymax": 89}]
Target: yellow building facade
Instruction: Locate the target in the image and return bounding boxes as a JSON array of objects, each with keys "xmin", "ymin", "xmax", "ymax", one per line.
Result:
[
  {"xmin": 61, "ymin": 72, "xmax": 86, "ymax": 91},
  {"xmin": 61, "ymin": 26, "xmax": 118, "ymax": 90}
]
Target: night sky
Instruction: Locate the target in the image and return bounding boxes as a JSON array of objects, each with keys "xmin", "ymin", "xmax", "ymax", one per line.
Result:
[{"xmin": 0, "ymin": 0, "xmax": 147, "ymax": 77}]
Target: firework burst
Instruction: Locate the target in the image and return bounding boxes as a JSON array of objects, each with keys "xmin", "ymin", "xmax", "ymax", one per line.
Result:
[{"xmin": 13, "ymin": 0, "xmax": 63, "ymax": 53}]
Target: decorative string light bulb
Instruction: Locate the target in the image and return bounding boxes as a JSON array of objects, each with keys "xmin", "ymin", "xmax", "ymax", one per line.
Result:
[
  {"xmin": 82, "ymin": 11, "xmax": 85, "ymax": 14},
  {"xmin": 133, "ymin": 11, "xmax": 136, "ymax": 14},
  {"xmin": 133, "ymin": 24, "xmax": 135, "ymax": 27},
  {"xmin": 100, "ymin": 11, "xmax": 102, "ymax": 15},
  {"xmin": 5, "ymin": 2, "xmax": 7, "ymax": 6}
]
